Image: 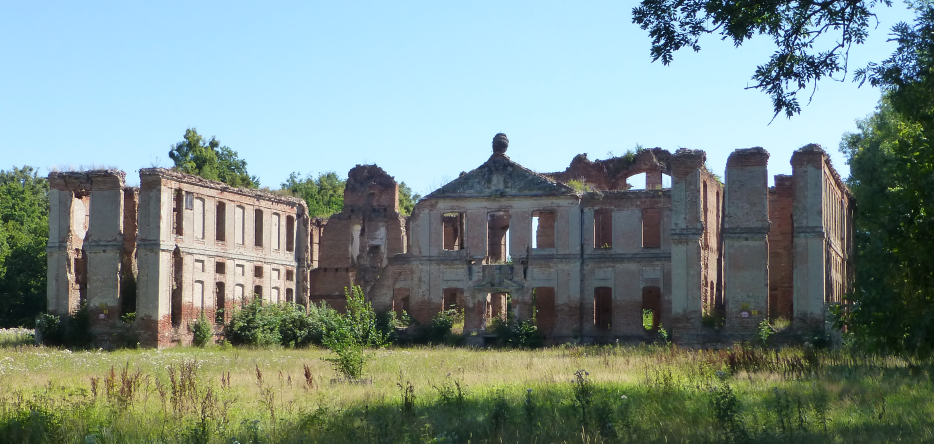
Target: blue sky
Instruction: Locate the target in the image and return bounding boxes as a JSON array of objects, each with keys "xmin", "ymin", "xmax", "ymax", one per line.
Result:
[{"xmin": 0, "ymin": 1, "xmax": 916, "ymax": 194}]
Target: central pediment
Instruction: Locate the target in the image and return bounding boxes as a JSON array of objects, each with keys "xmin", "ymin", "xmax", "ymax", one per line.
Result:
[{"xmin": 425, "ymin": 154, "xmax": 575, "ymax": 199}]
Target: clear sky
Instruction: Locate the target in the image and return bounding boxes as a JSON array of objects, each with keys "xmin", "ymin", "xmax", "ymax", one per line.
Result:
[{"xmin": 0, "ymin": 1, "xmax": 917, "ymax": 195}]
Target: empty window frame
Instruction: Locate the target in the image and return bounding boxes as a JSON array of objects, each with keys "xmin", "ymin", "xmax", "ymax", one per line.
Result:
[
  {"xmin": 393, "ymin": 288, "xmax": 411, "ymax": 316},
  {"xmin": 171, "ymin": 250, "xmax": 183, "ymax": 327},
  {"xmin": 254, "ymin": 209, "xmax": 264, "ymax": 247},
  {"xmin": 442, "ymin": 288, "xmax": 464, "ymax": 312},
  {"xmin": 216, "ymin": 202, "xmax": 226, "ymax": 242},
  {"xmin": 531, "ymin": 210, "xmax": 556, "ymax": 249},
  {"xmin": 254, "ymin": 265, "xmax": 263, "ymax": 278},
  {"xmin": 216, "ymin": 261, "xmax": 226, "ymax": 275},
  {"xmin": 594, "ymin": 209, "xmax": 612, "ymax": 249},
  {"xmin": 272, "ymin": 213, "xmax": 281, "ymax": 250},
  {"xmin": 235, "ymin": 206, "xmax": 245, "ymax": 245},
  {"xmin": 184, "ymin": 192, "xmax": 194, "ymax": 210},
  {"xmin": 642, "ymin": 208, "xmax": 661, "ymax": 249},
  {"xmin": 215, "ymin": 282, "xmax": 226, "ymax": 324},
  {"xmin": 174, "ymin": 190, "xmax": 184, "ymax": 236},
  {"xmin": 286, "ymin": 288, "xmax": 294, "ymax": 303},
  {"xmin": 533, "ymin": 287, "xmax": 556, "ymax": 333},
  {"xmin": 594, "ymin": 287, "xmax": 612, "ymax": 330},
  {"xmin": 286, "ymin": 215, "xmax": 295, "ymax": 252},
  {"xmin": 253, "ymin": 285, "xmax": 263, "ymax": 301},
  {"xmin": 642, "ymin": 286, "xmax": 661, "ymax": 331},
  {"xmin": 194, "ymin": 197, "xmax": 205, "ymax": 240},
  {"xmin": 442, "ymin": 212, "xmax": 466, "ymax": 251},
  {"xmin": 286, "ymin": 269, "xmax": 294, "ymax": 281},
  {"xmin": 487, "ymin": 211, "xmax": 510, "ymax": 262}
]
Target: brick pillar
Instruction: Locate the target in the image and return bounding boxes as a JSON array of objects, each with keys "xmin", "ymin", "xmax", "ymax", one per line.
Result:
[
  {"xmin": 669, "ymin": 149, "xmax": 706, "ymax": 344},
  {"xmin": 768, "ymin": 175, "xmax": 794, "ymax": 320},
  {"xmin": 723, "ymin": 148, "xmax": 770, "ymax": 339},
  {"xmin": 137, "ymin": 170, "xmax": 174, "ymax": 348},
  {"xmin": 645, "ymin": 170, "xmax": 663, "ymax": 190},
  {"xmin": 791, "ymin": 144, "xmax": 828, "ymax": 330},
  {"xmin": 47, "ymin": 174, "xmax": 76, "ymax": 317},
  {"xmin": 85, "ymin": 170, "xmax": 127, "ymax": 348}
]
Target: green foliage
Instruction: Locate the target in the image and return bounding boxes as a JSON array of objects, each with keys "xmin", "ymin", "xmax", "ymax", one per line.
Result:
[
  {"xmin": 225, "ymin": 299, "xmax": 284, "ymax": 347},
  {"xmin": 191, "ymin": 312, "xmax": 213, "ymax": 348},
  {"xmin": 642, "ymin": 309, "xmax": 653, "ymax": 331},
  {"xmin": 281, "ymin": 171, "xmax": 345, "ymax": 217},
  {"xmin": 0, "ymin": 166, "xmax": 48, "ymax": 328},
  {"xmin": 489, "ymin": 317, "xmax": 543, "ymax": 349},
  {"xmin": 565, "ymin": 179, "xmax": 592, "ymax": 193},
  {"xmin": 35, "ymin": 302, "xmax": 93, "ymax": 348},
  {"xmin": 633, "ymin": 0, "xmax": 887, "ymax": 118},
  {"xmin": 320, "ymin": 286, "xmax": 389, "ymax": 379},
  {"xmin": 168, "ymin": 128, "xmax": 259, "ymax": 188},
  {"xmin": 757, "ymin": 319, "xmax": 775, "ymax": 347},
  {"xmin": 398, "ymin": 181, "xmax": 421, "ymax": 216},
  {"xmin": 412, "ymin": 309, "xmax": 461, "ymax": 345}
]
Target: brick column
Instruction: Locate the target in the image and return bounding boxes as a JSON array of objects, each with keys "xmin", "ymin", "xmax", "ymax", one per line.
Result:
[
  {"xmin": 669, "ymin": 149, "xmax": 706, "ymax": 344},
  {"xmin": 723, "ymin": 148, "xmax": 770, "ymax": 339},
  {"xmin": 136, "ymin": 171, "xmax": 174, "ymax": 347},
  {"xmin": 85, "ymin": 170, "xmax": 126, "ymax": 347},
  {"xmin": 791, "ymin": 144, "xmax": 829, "ymax": 330}
]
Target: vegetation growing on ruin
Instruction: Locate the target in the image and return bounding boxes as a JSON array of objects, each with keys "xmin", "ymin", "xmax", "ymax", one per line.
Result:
[
  {"xmin": 168, "ymin": 128, "xmax": 260, "ymax": 188},
  {"xmin": 2, "ymin": 339, "xmax": 933, "ymax": 443}
]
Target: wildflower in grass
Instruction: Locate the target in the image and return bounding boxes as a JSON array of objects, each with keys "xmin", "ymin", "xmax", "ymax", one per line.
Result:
[{"xmin": 621, "ymin": 395, "xmax": 628, "ymax": 400}]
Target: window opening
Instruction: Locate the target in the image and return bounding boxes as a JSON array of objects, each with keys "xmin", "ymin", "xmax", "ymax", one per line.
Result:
[
  {"xmin": 272, "ymin": 287, "xmax": 280, "ymax": 304},
  {"xmin": 254, "ymin": 265, "xmax": 263, "ymax": 278},
  {"xmin": 194, "ymin": 259, "xmax": 205, "ymax": 272},
  {"xmin": 194, "ymin": 280, "xmax": 204, "ymax": 311},
  {"xmin": 594, "ymin": 287, "xmax": 612, "ymax": 330},
  {"xmin": 442, "ymin": 288, "xmax": 464, "ymax": 312},
  {"xmin": 216, "ymin": 202, "xmax": 226, "ymax": 241},
  {"xmin": 487, "ymin": 211, "xmax": 510, "ymax": 262},
  {"xmin": 216, "ymin": 261, "xmax": 225, "ymax": 274},
  {"xmin": 234, "ymin": 284, "xmax": 244, "ymax": 303},
  {"xmin": 533, "ymin": 287, "xmax": 556, "ymax": 334},
  {"xmin": 594, "ymin": 209, "xmax": 612, "ymax": 249},
  {"xmin": 393, "ymin": 288, "xmax": 411, "ymax": 316},
  {"xmin": 184, "ymin": 192, "xmax": 194, "ymax": 210},
  {"xmin": 286, "ymin": 269, "xmax": 294, "ymax": 281},
  {"xmin": 272, "ymin": 213, "xmax": 281, "ymax": 250},
  {"xmin": 215, "ymin": 282, "xmax": 226, "ymax": 324},
  {"xmin": 442, "ymin": 212, "xmax": 466, "ymax": 251},
  {"xmin": 642, "ymin": 208, "xmax": 661, "ymax": 249},
  {"xmin": 174, "ymin": 190, "xmax": 184, "ymax": 236},
  {"xmin": 171, "ymin": 249, "xmax": 183, "ymax": 327},
  {"xmin": 235, "ymin": 264, "xmax": 245, "ymax": 277},
  {"xmin": 531, "ymin": 210, "xmax": 556, "ymax": 249},
  {"xmin": 286, "ymin": 288, "xmax": 294, "ymax": 303},
  {"xmin": 641, "ymin": 286, "xmax": 661, "ymax": 331},
  {"xmin": 286, "ymin": 215, "xmax": 295, "ymax": 252},
  {"xmin": 254, "ymin": 209, "xmax": 264, "ymax": 247},
  {"xmin": 253, "ymin": 285, "xmax": 263, "ymax": 301},
  {"xmin": 486, "ymin": 292, "xmax": 509, "ymax": 325}
]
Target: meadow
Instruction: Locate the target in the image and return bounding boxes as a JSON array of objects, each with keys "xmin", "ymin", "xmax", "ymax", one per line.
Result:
[{"xmin": 0, "ymin": 328, "xmax": 933, "ymax": 443}]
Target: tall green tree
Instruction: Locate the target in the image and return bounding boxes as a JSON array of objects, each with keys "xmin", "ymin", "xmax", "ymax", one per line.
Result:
[
  {"xmin": 839, "ymin": 6, "xmax": 934, "ymax": 356},
  {"xmin": 168, "ymin": 128, "xmax": 259, "ymax": 188},
  {"xmin": 398, "ymin": 182, "xmax": 421, "ymax": 216},
  {"xmin": 282, "ymin": 172, "xmax": 346, "ymax": 218},
  {"xmin": 0, "ymin": 166, "xmax": 49, "ymax": 327},
  {"xmin": 632, "ymin": 0, "xmax": 896, "ymax": 118}
]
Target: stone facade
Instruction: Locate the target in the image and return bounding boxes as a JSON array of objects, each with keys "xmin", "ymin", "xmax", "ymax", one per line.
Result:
[{"xmin": 47, "ymin": 136, "xmax": 853, "ymax": 347}]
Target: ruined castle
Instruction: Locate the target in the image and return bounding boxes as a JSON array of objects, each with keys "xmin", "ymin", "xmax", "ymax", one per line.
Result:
[{"xmin": 46, "ymin": 134, "xmax": 852, "ymax": 348}]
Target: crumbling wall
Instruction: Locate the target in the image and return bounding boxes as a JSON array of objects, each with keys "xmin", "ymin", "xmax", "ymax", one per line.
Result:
[
  {"xmin": 723, "ymin": 148, "xmax": 771, "ymax": 339},
  {"xmin": 545, "ymin": 148, "xmax": 672, "ymax": 191},
  {"xmin": 309, "ymin": 164, "xmax": 407, "ymax": 311},
  {"xmin": 791, "ymin": 144, "xmax": 853, "ymax": 332}
]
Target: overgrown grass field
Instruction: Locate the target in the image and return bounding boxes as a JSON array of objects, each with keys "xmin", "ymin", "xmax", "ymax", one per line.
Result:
[{"xmin": 1, "ymin": 340, "xmax": 933, "ymax": 443}]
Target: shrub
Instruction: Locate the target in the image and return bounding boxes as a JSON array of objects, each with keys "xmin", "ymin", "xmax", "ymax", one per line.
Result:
[
  {"xmin": 225, "ymin": 299, "xmax": 282, "ymax": 347},
  {"xmin": 322, "ymin": 327, "xmax": 367, "ymax": 380},
  {"xmin": 191, "ymin": 312, "xmax": 213, "ymax": 347},
  {"xmin": 413, "ymin": 309, "xmax": 459, "ymax": 345},
  {"xmin": 490, "ymin": 317, "xmax": 543, "ymax": 349},
  {"xmin": 36, "ymin": 302, "xmax": 93, "ymax": 348}
]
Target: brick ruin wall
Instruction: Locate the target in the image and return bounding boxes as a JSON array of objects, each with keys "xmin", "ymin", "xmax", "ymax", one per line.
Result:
[{"xmin": 47, "ymin": 143, "xmax": 853, "ymax": 348}]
